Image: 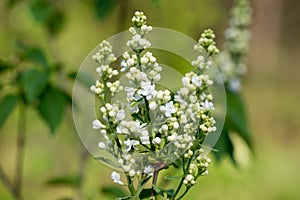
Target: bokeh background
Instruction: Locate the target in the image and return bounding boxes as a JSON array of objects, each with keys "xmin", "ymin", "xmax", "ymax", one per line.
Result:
[{"xmin": 0, "ymin": 0, "xmax": 300, "ymax": 199}]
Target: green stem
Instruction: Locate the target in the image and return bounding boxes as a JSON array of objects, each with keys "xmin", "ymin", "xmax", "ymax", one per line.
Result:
[
  {"xmin": 176, "ymin": 188, "xmax": 190, "ymax": 200},
  {"xmin": 126, "ymin": 175, "xmax": 136, "ymax": 198},
  {"xmin": 171, "ymin": 155, "xmax": 194, "ymax": 200},
  {"xmin": 0, "ymin": 164, "xmax": 17, "ymax": 199},
  {"xmin": 15, "ymin": 104, "xmax": 26, "ymax": 200},
  {"xmin": 150, "ymin": 169, "xmax": 159, "ymax": 199}
]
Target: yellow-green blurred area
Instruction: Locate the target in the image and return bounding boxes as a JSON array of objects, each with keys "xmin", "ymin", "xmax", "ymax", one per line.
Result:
[{"xmin": 0, "ymin": 0, "xmax": 300, "ymax": 199}]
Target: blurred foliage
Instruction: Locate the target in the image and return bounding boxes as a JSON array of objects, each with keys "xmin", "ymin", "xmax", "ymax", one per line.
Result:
[
  {"xmin": 214, "ymin": 89, "xmax": 252, "ymax": 163},
  {"xmin": 0, "ymin": 41, "xmax": 71, "ymax": 134}
]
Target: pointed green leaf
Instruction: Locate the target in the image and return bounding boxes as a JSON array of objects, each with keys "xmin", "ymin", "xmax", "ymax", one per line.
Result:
[
  {"xmin": 68, "ymin": 71, "xmax": 95, "ymax": 88},
  {"xmin": 94, "ymin": 0, "xmax": 117, "ymax": 19},
  {"xmin": 46, "ymin": 175, "xmax": 80, "ymax": 188},
  {"xmin": 21, "ymin": 68, "xmax": 49, "ymax": 103},
  {"xmin": 0, "ymin": 94, "xmax": 18, "ymax": 127},
  {"xmin": 23, "ymin": 47, "xmax": 48, "ymax": 68},
  {"xmin": 38, "ymin": 86, "xmax": 68, "ymax": 133},
  {"xmin": 164, "ymin": 175, "xmax": 182, "ymax": 180},
  {"xmin": 30, "ymin": 0, "xmax": 65, "ymax": 35},
  {"xmin": 139, "ymin": 188, "xmax": 152, "ymax": 199},
  {"xmin": 95, "ymin": 156, "xmax": 119, "ymax": 168},
  {"xmin": 213, "ymin": 127, "xmax": 236, "ymax": 164},
  {"xmin": 101, "ymin": 185, "xmax": 127, "ymax": 198},
  {"xmin": 0, "ymin": 59, "xmax": 13, "ymax": 74},
  {"xmin": 226, "ymin": 90, "xmax": 252, "ymax": 149}
]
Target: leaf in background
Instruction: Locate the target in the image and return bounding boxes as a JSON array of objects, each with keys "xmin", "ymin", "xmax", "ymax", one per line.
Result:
[
  {"xmin": 38, "ymin": 86, "xmax": 68, "ymax": 133},
  {"xmin": 94, "ymin": 0, "xmax": 117, "ymax": 19},
  {"xmin": 46, "ymin": 175, "xmax": 80, "ymax": 188},
  {"xmin": 164, "ymin": 175, "xmax": 182, "ymax": 180},
  {"xmin": 0, "ymin": 59, "xmax": 13, "ymax": 74},
  {"xmin": 101, "ymin": 185, "xmax": 127, "ymax": 198},
  {"xmin": 21, "ymin": 47, "xmax": 49, "ymax": 69},
  {"xmin": 226, "ymin": 90, "xmax": 252, "ymax": 149},
  {"xmin": 95, "ymin": 156, "xmax": 119, "ymax": 168},
  {"xmin": 45, "ymin": 8, "xmax": 64, "ymax": 35},
  {"xmin": 21, "ymin": 68, "xmax": 49, "ymax": 104},
  {"xmin": 30, "ymin": 0, "xmax": 65, "ymax": 35},
  {"xmin": 139, "ymin": 188, "xmax": 152, "ymax": 199},
  {"xmin": 68, "ymin": 71, "xmax": 95, "ymax": 88},
  {"xmin": 5, "ymin": 0, "xmax": 22, "ymax": 8},
  {"xmin": 152, "ymin": 185, "xmax": 162, "ymax": 196},
  {"xmin": 213, "ymin": 127, "xmax": 236, "ymax": 164},
  {"xmin": 0, "ymin": 94, "xmax": 18, "ymax": 127}
]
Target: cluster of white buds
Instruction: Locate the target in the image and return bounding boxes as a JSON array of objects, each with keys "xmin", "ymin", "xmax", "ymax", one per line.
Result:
[
  {"xmin": 196, "ymin": 155, "xmax": 211, "ymax": 176},
  {"xmin": 90, "ymin": 41, "xmax": 123, "ymax": 100},
  {"xmin": 89, "ymin": 11, "xmax": 219, "ymax": 193},
  {"xmin": 194, "ymin": 29, "xmax": 219, "ymax": 56},
  {"xmin": 218, "ymin": 0, "xmax": 252, "ymax": 92},
  {"xmin": 183, "ymin": 174, "xmax": 196, "ymax": 186}
]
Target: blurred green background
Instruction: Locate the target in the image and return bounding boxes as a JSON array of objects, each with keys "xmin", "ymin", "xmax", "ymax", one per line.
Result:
[{"xmin": 0, "ymin": 0, "xmax": 300, "ymax": 199}]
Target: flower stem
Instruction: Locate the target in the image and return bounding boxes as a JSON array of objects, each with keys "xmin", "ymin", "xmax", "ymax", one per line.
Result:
[
  {"xmin": 171, "ymin": 155, "xmax": 194, "ymax": 200},
  {"xmin": 0, "ymin": 164, "xmax": 17, "ymax": 199},
  {"xmin": 15, "ymin": 104, "xmax": 26, "ymax": 200},
  {"xmin": 126, "ymin": 175, "xmax": 136, "ymax": 197},
  {"xmin": 176, "ymin": 188, "xmax": 190, "ymax": 200},
  {"xmin": 150, "ymin": 169, "xmax": 159, "ymax": 199}
]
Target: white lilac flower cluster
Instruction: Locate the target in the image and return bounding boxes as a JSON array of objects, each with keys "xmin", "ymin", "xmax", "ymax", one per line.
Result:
[
  {"xmin": 90, "ymin": 11, "xmax": 219, "ymax": 196},
  {"xmin": 218, "ymin": 0, "xmax": 252, "ymax": 92},
  {"xmin": 90, "ymin": 41, "xmax": 123, "ymax": 99},
  {"xmin": 183, "ymin": 152, "xmax": 211, "ymax": 187}
]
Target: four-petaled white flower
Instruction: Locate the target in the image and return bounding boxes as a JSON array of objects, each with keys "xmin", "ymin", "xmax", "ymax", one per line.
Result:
[
  {"xmin": 143, "ymin": 165, "xmax": 154, "ymax": 176},
  {"xmin": 192, "ymin": 76, "xmax": 202, "ymax": 87},
  {"xmin": 116, "ymin": 109, "xmax": 126, "ymax": 121},
  {"xmin": 111, "ymin": 171, "xmax": 124, "ymax": 185},
  {"xmin": 160, "ymin": 101, "xmax": 176, "ymax": 117},
  {"xmin": 98, "ymin": 142, "xmax": 106, "ymax": 149},
  {"xmin": 124, "ymin": 139, "xmax": 140, "ymax": 152},
  {"xmin": 138, "ymin": 81, "xmax": 156, "ymax": 100},
  {"xmin": 201, "ymin": 100, "xmax": 214, "ymax": 110},
  {"xmin": 92, "ymin": 119, "xmax": 106, "ymax": 129}
]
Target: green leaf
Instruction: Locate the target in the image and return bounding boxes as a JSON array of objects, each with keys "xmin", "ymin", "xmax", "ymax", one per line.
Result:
[
  {"xmin": 0, "ymin": 94, "xmax": 18, "ymax": 127},
  {"xmin": 94, "ymin": 0, "xmax": 117, "ymax": 19},
  {"xmin": 46, "ymin": 175, "xmax": 80, "ymax": 188},
  {"xmin": 226, "ymin": 90, "xmax": 252, "ymax": 149},
  {"xmin": 101, "ymin": 185, "xmax": 127, "ymax": 198},
  {"xmin": 30, "ymin": 0, "xmax": 64, "ymax": 35},
  {"xmin": 164, "ymin": 175, "xmax": 182, "ymax": 180},
  {"xmin": 152, "ymin": 185, "xmax": 164, "ymax": 197},
  {"xmin": 45, "ymin": 8, "xmax": 64, "ymax": 35},
  {"xmin": 0, "ymin": 59, "xmax": 13, "ymax": 74},
  {"xmin": 95, "ymin": 156, "xmax": 119, "ymax": 168},
  {"xmin": 38, "ymin": 86, "xmax": 68, "ymax": 133},
  {"xmin": 68, "ymin": 71, "xmax": 94, "ymax": 87},
  {"xmin": 213, "ymin": 128, "xmax": 236, "ymax": 164},
  {"xmin": 5, "ymin": 0, "xmax": 22, "ymax": 8},
  {"xmin": 21, "ymin": 68, "xmax": 49, "ymax": 103},
  {"xmin": 139, "ymin": 188, "xmax": 152, "ymax": 199},
  {"xmin": 116, "ymin": 197, "xmax": 132, "ymax": 200},
  {"xmin": 22, "ymin": 47, "xmax": 48, "ymax": 69},
  {"xmin": 165, "ymin": 189, "xmax": 175, "ymax": 198}
]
